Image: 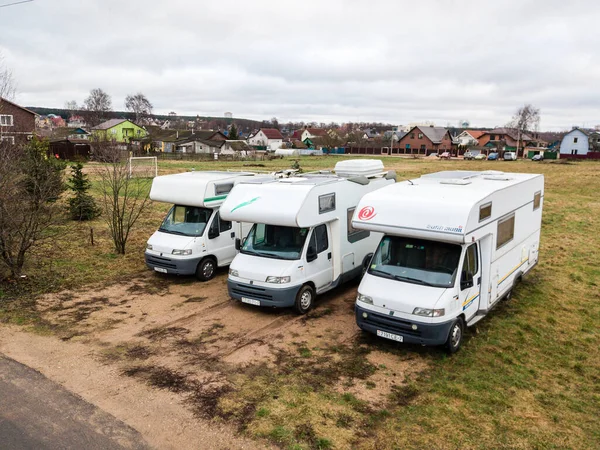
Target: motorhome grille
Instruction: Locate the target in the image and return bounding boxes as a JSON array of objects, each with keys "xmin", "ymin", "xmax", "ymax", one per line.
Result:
[
  {"xmin": 145, "ymin": 255, "xmax": 178, "ymax": 269},
  {"xmin": 230, "ymin": 284, "xmax": 273, "ymax": 301},
  {"xmin": 361, "ymin": 311, "xmax": 421, "ymax": 337}
]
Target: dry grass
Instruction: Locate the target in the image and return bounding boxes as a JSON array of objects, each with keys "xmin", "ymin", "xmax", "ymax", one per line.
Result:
[{"xmin": 1, "ymin": 156, "xmax": 599, "ymax": 449}]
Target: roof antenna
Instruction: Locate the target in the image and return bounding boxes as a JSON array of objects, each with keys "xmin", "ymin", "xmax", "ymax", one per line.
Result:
[{"xmin": 407, "ymin": 179, "xmax": 414, "ymax": 185}]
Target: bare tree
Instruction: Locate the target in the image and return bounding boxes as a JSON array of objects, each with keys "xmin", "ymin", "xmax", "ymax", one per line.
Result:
[
  {"xmin": 125, "ymin": 93, "xmax": 153, "ymax": 124},
  {"xmin": 0, "ymin": 52, "xmax": 16, "ymax": 102},
  {"xmin": 507, "ymin": 104, "xmax": 540, "ymax": 155},
  {"xmin": 64, "ymin": 100, "xmax": 78, "ymax": 117},
  {"xmin": 321, "ymin": 130, "xmax": 342, "ymax": 151},
  {"xmin": 93, "ymin": 139, "xmax": 151, "ymax": 254},
  {"xmin": 0, "ymin": 139, "xmax": 65, "ymax": 279},
  {"xmin": 83, "ymin": 88, "xmax": 112, "ymax": 127}
]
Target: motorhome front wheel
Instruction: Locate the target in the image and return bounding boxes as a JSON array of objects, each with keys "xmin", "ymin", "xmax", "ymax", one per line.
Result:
[
  {"xmin": 196, "ymin": 258, "xmax": 216, "ymax": 282},
  {"xmin": 294, "ymin": 285, "xmax": 315, "ymax": 315}
]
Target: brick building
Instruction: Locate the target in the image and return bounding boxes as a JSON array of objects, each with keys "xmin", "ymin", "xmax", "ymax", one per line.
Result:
[
  {"xmin": 396, "ymin": 125, "xmax": 453, "ymax": 155},
  {"xmin": 0, "ymin": 97, "xmax": 36, "ymax": 145}
]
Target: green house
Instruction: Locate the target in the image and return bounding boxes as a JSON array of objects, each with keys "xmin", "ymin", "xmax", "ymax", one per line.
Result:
[{"xmin": 91, "ymin": 119, "xmax": 147, "ymax": 143}]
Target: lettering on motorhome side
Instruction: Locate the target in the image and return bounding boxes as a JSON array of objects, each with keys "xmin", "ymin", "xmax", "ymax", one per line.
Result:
[{"xmin": 426, "ymin": 224, "xmax": 464, "ymax": 233}]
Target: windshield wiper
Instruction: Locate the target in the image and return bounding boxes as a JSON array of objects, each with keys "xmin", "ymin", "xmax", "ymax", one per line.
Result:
[
  {"xmin": 242, "ymin": 250, "xmax": 282, "ymax": 259},
  {"xmin": 368, "ymin": 268, "xmax": 396, "ymax": 280},
  {"xmin": 159, "ymin": 228, "xmax": 191, "ymax": 236},
  {"xmin": 392, "ymin": 275, "xmax": 434, "ymax": 287}
]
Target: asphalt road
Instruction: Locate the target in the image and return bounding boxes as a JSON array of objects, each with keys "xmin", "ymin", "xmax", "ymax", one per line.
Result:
[{"xmin": 0, "ymin": 354, "xmax": 149, "ymax": 450}]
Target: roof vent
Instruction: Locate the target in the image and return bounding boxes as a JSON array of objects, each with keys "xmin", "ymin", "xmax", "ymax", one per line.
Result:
[
  {"xmin": 481, "ymin": 170, "xmax": 504, "ymax": 176},
  {"xmin": 334, "ymin": 159, "xmax": 384, "ymax": 178},
  {"xmin": 483, "ymin": 175, "xmax": 513, "ymax": 181},
  {"xmin": 440, "ymin": 179, "xmax": 472, "ymax": 185}
]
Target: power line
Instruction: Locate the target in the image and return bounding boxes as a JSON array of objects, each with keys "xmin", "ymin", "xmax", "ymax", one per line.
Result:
[{"xmin": 0, "ymin": 0, "xmax": 34, "ymax": 8}]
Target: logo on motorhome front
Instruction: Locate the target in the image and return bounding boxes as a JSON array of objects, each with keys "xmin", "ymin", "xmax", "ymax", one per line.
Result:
[
  {"xmin": 358, "ymin": 206, "xmax": 376, "ymax": 220},
  {"xmin": 231, "ymin": 197, "xmax": 260, "ymax": 213}
]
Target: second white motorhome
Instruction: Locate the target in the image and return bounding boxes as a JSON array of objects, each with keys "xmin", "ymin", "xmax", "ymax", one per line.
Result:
[
  {"xmin": 220, "ymin": 160, "xmax": 396, "ymax": 314},
  {"xmin": 144, "ymin": 171, "xmax": 255, "ymax": 281},
  {"xmin": 352, "ymin": 170, "xmax": 544, "ymax": 352}
]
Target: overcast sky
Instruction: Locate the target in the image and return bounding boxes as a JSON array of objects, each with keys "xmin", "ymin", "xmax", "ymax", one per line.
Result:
[{"xmin": 1, "ymin": 0, "xmax": 599, "ymax": 130}]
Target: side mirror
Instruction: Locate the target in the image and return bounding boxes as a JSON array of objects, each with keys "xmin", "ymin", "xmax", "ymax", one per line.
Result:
[
  {"xmin": 235, "ymin": 238, "xmax": 241, "ymax": 250},
  {"xmin": 208, "ymin": 227, "xmax": 219, "ymax": 240},
  {"xmin": 460, "ymin": 272, "xmax": 474, "ymax": 290},
  {"xmin": 306, "ymin": 246, "xmax": 317, "ymax": 263}
]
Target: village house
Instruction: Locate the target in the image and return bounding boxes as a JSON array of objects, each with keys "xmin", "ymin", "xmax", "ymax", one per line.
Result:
[
  {"xmin": 92, "ymin": 119, "xmax": 147, "ymax": 143},
  {"xmin": 477, "ymin": 128, "xmax": 534, "ymax": 156},
  {"xmin": 396, "ymin": 125, "xmax": 453, "ymax": 156},
  {"xmin": 0, "ymin": 97, "xmax": 36, "ymax": 145},
  {"xmin": 247, "ymin": 128, "xmax": 283, "ymax": 150},
  {"xmin": 455, "ymin": 130, "xmax": 486, "ymax": 147},
  {"xmin": 559, "ymin": 128, "xmax": 591, "ymax": 157}
]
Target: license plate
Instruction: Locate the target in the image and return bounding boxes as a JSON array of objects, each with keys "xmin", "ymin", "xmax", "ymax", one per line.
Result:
[
  {"xmin": 154, "ymin": 267, "xmax": 168, "ymax": 273},
  {"xmin": 241, "ymin": 297, "xmax": 260, "ymax": 306},
  {"xmin": 377, "ymin": 330, "xmax": 404, "ymax": 342}
]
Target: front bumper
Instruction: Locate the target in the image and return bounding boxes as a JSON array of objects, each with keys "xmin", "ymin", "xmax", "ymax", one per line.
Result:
[
  {"xmin": 355, "ymin": 304, "xmax": 454, "ymax": 346},
  {"xmin": 144, "ymin": 251, "xmax": 201, "ymax": 276},
  {"xmin": 228, "ymin": 279, "xmax": 302, "ymax": 308}
]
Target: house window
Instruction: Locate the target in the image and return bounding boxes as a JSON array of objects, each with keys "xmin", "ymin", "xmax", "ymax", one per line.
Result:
[
  {"xmin": 571, "ymin": 149, "xmax": 578, "ymax": 155},
  {"xmin": 420, "ymin": 144, "xmax": 426, "ymax": 151},
  {"xmin": 479, "ymin": 202, "xmax": 492, "ymax": 222},
  {"xmin": 405, "ymin": 144, "xmax": 411, "ymax": 149},
  {"xmin": 1, "ymin": 136, "xmax": 15, "ymax": 144},
  {"xmin": 497, "ymin": 214, "xmax": 515, "ymax": 250},
  {"xmin": 490, "ymin": 135, "xmax": 496, "ymax": 141},
  {"xmin": 533, "ymin": 191, "xmax": 541, "ymax": 210},
  {"xmin": 0, "ymin": 115, "xmax": 14, "ymax": 126},
  {"xmin": 418, "ymin": 133, "xmax": 423, "ymax": 139},
  {"xmin": 411, "ymin": 133, "xmax": 415, "ymax": 139},
  {"xmin": 319, "ymin": 193, "xmax": 336, "ymax": 214},
  {"xmin": 111, "ymin": 129, "xmax": 117, "ymax": 134},
  {"xmin": 347, "ymin": 207, "xmax": 370, "ymax": 243},
  {"xmin": 574, "ymin": 137, "xmax": 578, "ymax": 143}
]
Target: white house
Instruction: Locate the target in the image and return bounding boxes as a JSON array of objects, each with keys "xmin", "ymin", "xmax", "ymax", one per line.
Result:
[
  {"xmin": 456, "ymin": 130, "xmax": 485, "ymax": 147},
  {"xmin": 247, "ymin": 128, "xmax": 283, "ymax": 151},
  {"xmin": 559, "ymin": 128, "xmax": 589, "ymax": 156}
]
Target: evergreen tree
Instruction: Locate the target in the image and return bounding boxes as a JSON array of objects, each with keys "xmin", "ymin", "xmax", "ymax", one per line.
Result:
[
  {"xmin": 68, "ymin": 163, "xmax": 100, "ymax": 221},
  {"xmin": 229, "ymin": 123, "xmax": 239, "ymax": 140}
]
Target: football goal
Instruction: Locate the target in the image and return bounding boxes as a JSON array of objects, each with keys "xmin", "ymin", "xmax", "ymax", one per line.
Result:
[{"xmin": 128, "ymin": 156, "xmax": 158, "ymax": 178}]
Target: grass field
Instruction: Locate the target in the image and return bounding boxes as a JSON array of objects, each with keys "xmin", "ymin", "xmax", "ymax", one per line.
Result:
[{"xmin": 1, "ymin": 156, "xmax": 599, "ymax": 449}]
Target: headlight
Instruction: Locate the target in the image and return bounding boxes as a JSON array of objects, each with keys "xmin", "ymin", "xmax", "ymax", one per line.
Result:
[
  {"xmin": 146, "ymin": 243, "xmax": 153, "ymax": 250},
  {"xmin": 356, "ymin": 293, "xmax": 373, "ymax": 305},
  {"xmin": 413, "ymin": 307, "xmax": 445, "ymax": 317},
  {"xmin": 265, "ymin": 276, "xmax": 291, "ymax": 284},
  {"xmin": 229, "ymin": 269, "xmax": 239, "ymax": 277},
  {"xmin": 172, "ymin": 249, "xmax": 192, "ymax": 255}
]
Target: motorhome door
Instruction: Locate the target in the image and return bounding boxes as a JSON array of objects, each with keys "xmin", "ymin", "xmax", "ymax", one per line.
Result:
[
  {"xmin": 459, "ymin": 243, "xmax": 481, "ymax": 319},
  {"xmin": 305, "ymin": 224, "xmax": 334, "ymax": 292}
]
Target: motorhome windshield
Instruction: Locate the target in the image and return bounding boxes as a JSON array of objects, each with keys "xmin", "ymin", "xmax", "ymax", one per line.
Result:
[
  {"xmin": 159, "ymin": 205, "xmax": 212, "ymax": 237},
  {"xmin": 242, "ymin": 224, "xmax": 309, "ymax": 260},
  {"xmin": 368, "ymin": 236, "xmax": 461, "ymax": 288}
]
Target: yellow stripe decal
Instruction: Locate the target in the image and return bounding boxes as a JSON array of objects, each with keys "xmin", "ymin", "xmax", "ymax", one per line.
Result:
[
  {"xmin": 462, "ymin": 293, "xmax": 479, "ymax": 307},
  {"xmin": 498, "ymin": 259, "xmax": 528, "ymax": 285}
]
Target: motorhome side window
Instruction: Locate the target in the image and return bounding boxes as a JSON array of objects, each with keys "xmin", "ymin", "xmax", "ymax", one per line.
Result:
[
  {"xmin": 347, "ymin": 208, "xmax": 370, "ymax": 243},
  {"xmin": 479, "ymin": 202, "xmax": 492, "ymax": 222},
  {"xmin": 497, "ymin": 214, "xmax": 515, "ymax": 249},
  {"xmin": 215, "ymin": 182, "xmax": 234, "ymax": 195},
  {"xmin": 533, "ymin": 191, "xmax": 541, "ymax": 210},
  {"xmin": 319, "ymin": 193, "xmax": 336, "ymax": 214},
  {"xmin": 314, "ymin": 224, "xmax": 328, "ymax": 253},
  {"xmin": 219, "ymin": 215, "xmax": 232, "ymax": 232}
]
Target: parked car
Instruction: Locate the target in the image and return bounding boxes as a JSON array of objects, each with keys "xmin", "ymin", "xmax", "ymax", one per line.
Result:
[
  {"xmin": 464, "ymin": 151, "xmax": 475, "ymax": 160},
  {"xmin": 503, "ymin": 152, "xmax": 517, "ymax": 161},
  {"xmin": 532, "ymin": 154, "xmax": 544, "ymax": 161},
  {"xmin": 474, "ymin": 153, "xmax": 487, "ymax": 160},
  {"xmin": 439, "ymin": 152, "xmax": 451, "ymax": 159},
  {"xmin": 487, "ymin": 153, "xmax": 499, "ymax": 160}
]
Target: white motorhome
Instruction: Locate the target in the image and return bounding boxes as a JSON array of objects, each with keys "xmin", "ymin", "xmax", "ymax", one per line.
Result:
[
  {"xmin": 353, "ymin": 170, "xmax": 544, "ymax": 352},
  {"xmin": 145, "ymin": 171, "xmax": 255, "ymax": 281},
  {"xmin": 220, "ymin": 160, "xmax": 396, "ymax": 314}
]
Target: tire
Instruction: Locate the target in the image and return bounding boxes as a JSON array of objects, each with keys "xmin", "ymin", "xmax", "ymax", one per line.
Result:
[
  {"xmin": 196, "ymin": 257, "xmax": 216, "ymax": 282},
  {"xmin": 294, "ymin": 284, "xmax": 315, "ymax": 315},
  {"xmin": 445, "ymin": 318, "xmax": 464, "ymax": 354}
]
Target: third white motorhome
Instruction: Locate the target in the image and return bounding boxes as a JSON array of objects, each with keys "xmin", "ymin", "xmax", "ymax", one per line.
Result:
[
  {"xmin": 145, "ymin": 171, "xmax": 255, "ymax": 281},
  {"xmin": 352, "ymin": 170, "xmax": 544, "ymax": 352},
  {"xmin": 220, "ymin": 160, "xmax": 396, "ymax": 314}
]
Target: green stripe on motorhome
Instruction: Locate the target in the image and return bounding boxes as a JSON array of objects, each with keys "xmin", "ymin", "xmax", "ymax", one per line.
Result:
[
  {"xmin": 231, "ymin": 196, "xmax": 260, "ymax": 212},
  {"xmin": 204, "ymin": 195, "xmax": 228, "ymax": 203}
]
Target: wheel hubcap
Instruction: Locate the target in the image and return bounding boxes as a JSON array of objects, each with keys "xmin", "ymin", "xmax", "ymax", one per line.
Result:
[
  {"xmin": 203, "ymin": 262, "xmax": 214, "ymax": 278},
  {"xmin": 451, "ymin": 324, "xmax": 461, "ymax": 348},
  {"xmin": 300, "ymin": 291, "xmax": 312, "ymax": 309}
]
